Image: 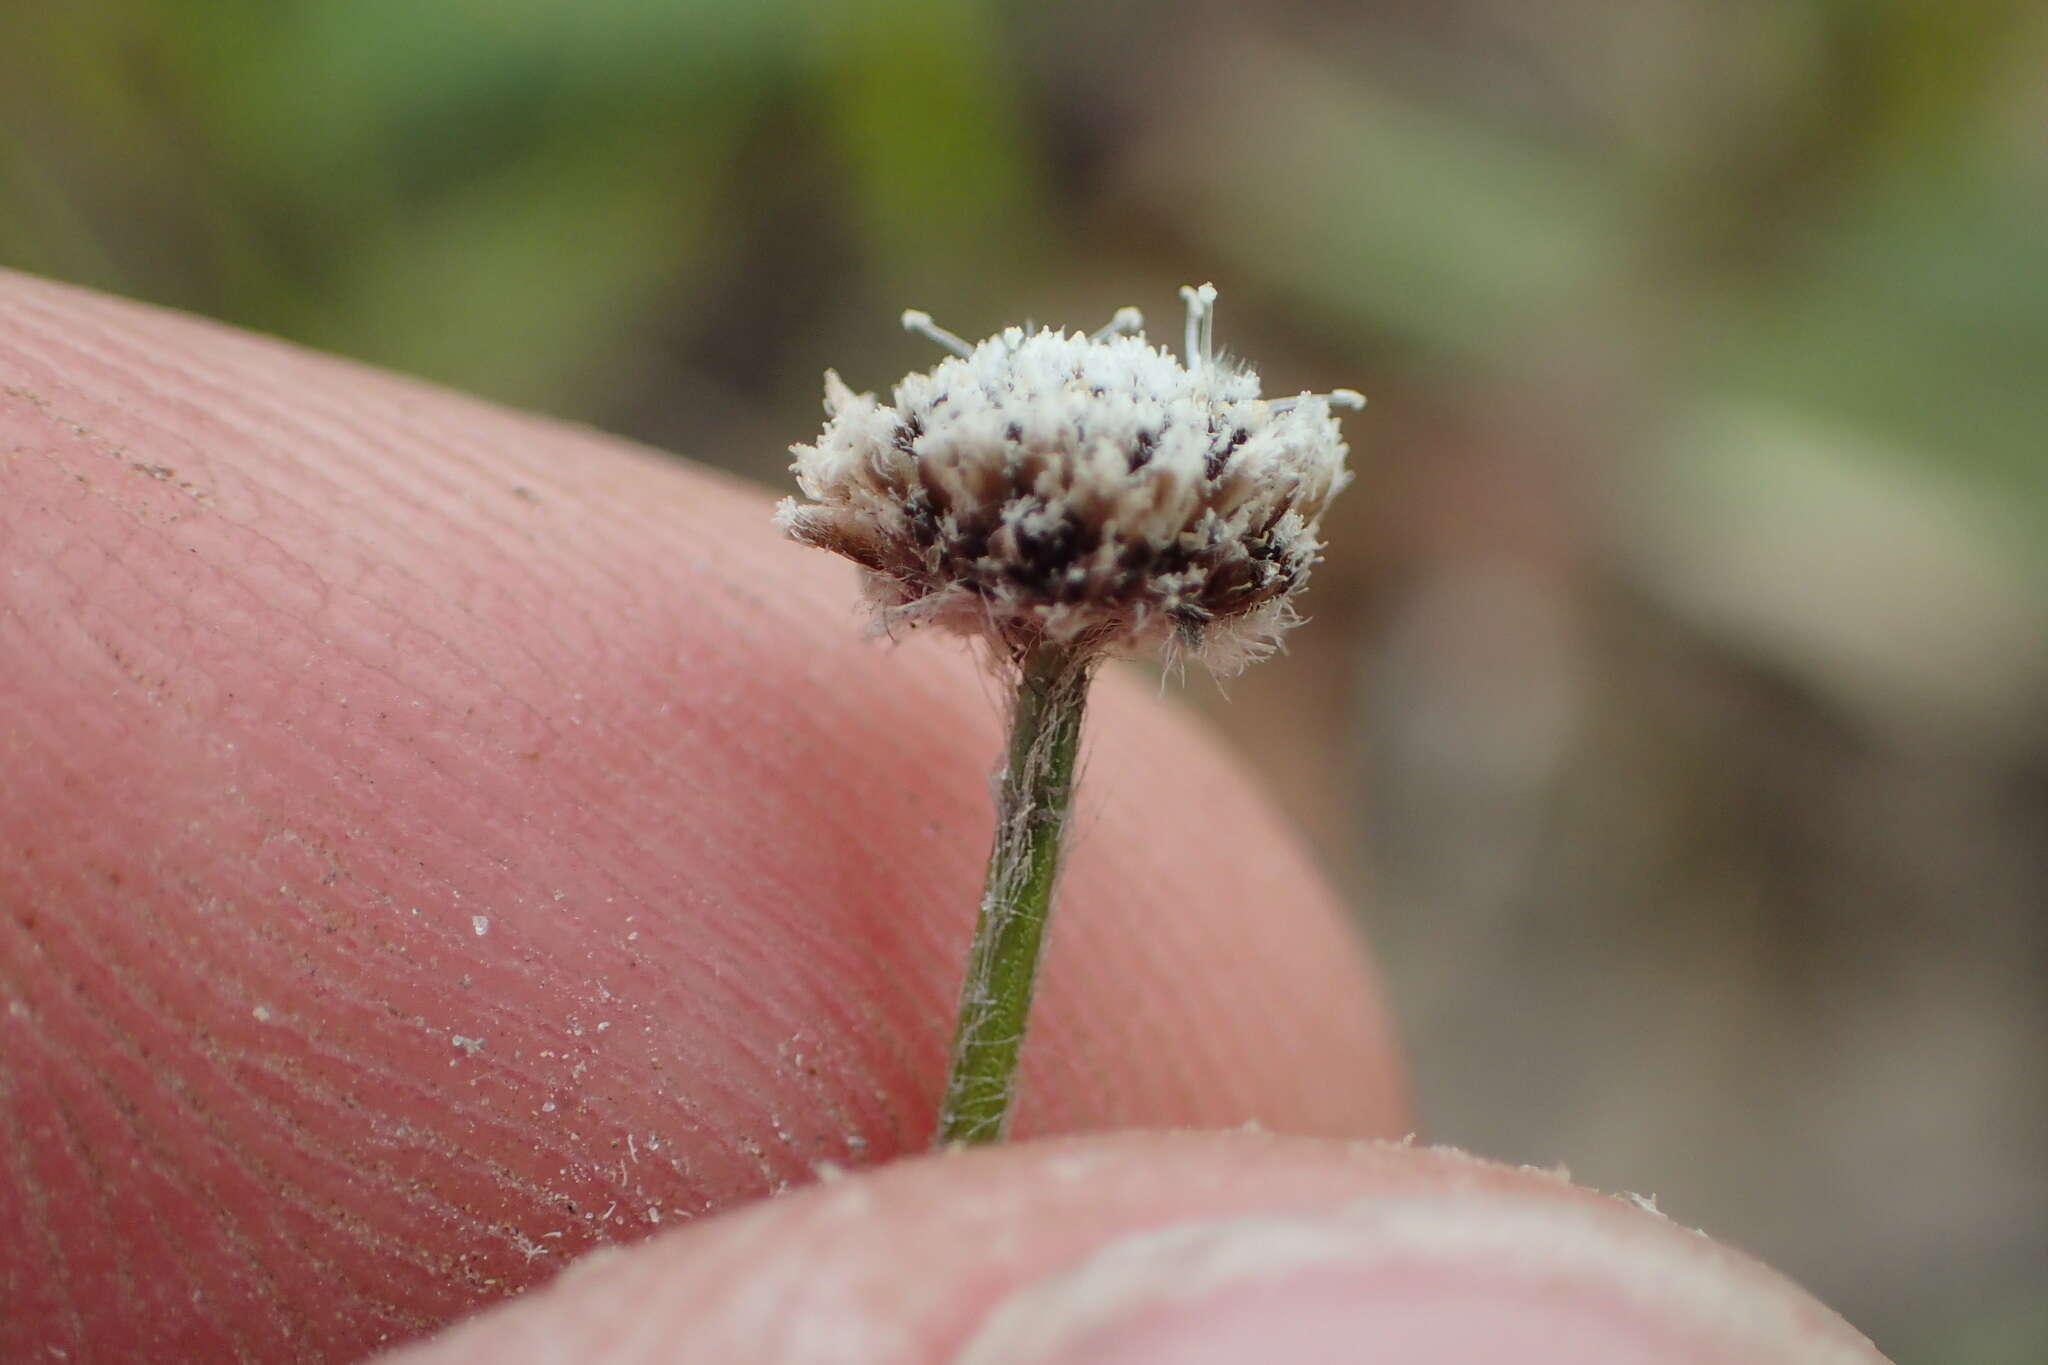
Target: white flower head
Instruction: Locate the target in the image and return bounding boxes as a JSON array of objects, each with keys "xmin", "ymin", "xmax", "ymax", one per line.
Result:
[{"xmin": 777, "ymin": 285, "xmax": 1361, "ymax": 672}]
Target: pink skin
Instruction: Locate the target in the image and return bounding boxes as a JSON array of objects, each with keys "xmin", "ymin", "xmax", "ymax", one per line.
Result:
[
  {"xmin": 0, "ymin": 272, "xmax": 1883, "ymax": 1363},
  {"xmin": 387, "ymin": 1133, "xmax": 1888, "ymax": 1365}
]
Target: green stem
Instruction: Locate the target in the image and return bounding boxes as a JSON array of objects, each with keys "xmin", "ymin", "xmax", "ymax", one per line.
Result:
[{"xmin": 935, "ymin": 641, "xmax": 1091, "ymax": 1145}]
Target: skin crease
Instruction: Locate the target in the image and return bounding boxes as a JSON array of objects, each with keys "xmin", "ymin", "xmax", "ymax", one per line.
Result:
[{"xmin": 0, "ymin": 272, "xmax": 1887, "ymax": 1363}]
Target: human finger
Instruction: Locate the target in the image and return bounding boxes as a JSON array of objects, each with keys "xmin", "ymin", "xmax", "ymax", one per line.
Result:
[
  {"xmin": 387, "ymin": 1131, "xmax": 1888, "ymax": 1364},
  {"xmin": 0, "ymin": 271, "xmax": 1405, "ymax": 1359}
]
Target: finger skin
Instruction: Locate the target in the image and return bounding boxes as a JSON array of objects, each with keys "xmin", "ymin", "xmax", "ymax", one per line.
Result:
[
  {"xmin": 383, "ymin": 1132, "xmax": 1889, "ymax": 1365},
  {"xmin": 0, "ymin": 270, "xmax": 1406, "ymax": 1360}
]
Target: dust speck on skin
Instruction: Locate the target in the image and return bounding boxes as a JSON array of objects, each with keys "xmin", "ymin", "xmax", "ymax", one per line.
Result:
[
  {"xmin": 1045, "ymin": 1153, "xmax": 1110, "ymax": 1184},
  {"xmin": 812, "ymin": 1177, "xmax": 879, "ymax": 1225},
  {"xmin": 452, "ymin": 1035, "xmax": 484, "ymax": 1056},
  {"xmin": 472, "ymin": 915, "xmax": 491, "ymax": 936},
  {"xmin": 252, "ymin": 1005, "xmax": 272, "ymax": 1022}
]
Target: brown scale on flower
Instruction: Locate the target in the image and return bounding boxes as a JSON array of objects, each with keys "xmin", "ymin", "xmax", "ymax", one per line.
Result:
[{"xmin": 777, "ymin": 286, "xmax": 1361, "ymax": 672}]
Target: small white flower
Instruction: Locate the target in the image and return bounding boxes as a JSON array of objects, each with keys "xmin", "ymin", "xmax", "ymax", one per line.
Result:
[{"xmin": 778, "ymin": 284, "xmax": 1360, "ymax": 671}]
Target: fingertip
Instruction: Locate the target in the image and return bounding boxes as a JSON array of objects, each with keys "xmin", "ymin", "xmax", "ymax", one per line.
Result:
[{"xmin": 386, "ymin": 1133, "xmax": 1888, "ymax": 1365}]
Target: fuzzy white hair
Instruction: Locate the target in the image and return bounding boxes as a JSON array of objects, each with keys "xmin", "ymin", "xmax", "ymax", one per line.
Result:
[{"xmin": 777, "ymin": 286, "xmax": 1360, "ymax": 672}]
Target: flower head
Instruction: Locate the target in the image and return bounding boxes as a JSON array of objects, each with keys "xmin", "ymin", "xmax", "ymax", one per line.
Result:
[{"xmin": 777, "ymin": 285, "xmax": 1360, "ymax": 671}]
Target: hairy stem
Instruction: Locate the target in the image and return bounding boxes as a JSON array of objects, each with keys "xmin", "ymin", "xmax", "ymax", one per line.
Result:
[{"xmin": 935, "ymin": 642, "xmax": 1091, "ymax": 1145}]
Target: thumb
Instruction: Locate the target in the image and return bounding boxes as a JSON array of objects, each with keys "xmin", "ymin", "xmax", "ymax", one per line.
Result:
[{"xmin": 385, "ymin": 1131, "xmax": 1890, "ymax": 1365}]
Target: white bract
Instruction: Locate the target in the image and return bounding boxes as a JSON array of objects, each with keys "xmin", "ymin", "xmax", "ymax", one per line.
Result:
[{"xmin": 778, "ymin": 285, "xmax": 1360, "ymax": 671}]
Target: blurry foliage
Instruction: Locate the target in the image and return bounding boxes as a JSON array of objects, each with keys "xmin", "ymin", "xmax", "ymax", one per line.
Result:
[
  {"xmin": 4, "ymin": 1, "xmax": 2040, "ymax": 536},
  {"xmin": 0, "ymin": 0, "xmax": 1044, "ymax": 412},
  {"xmin": 4, "ymin": 2, "xmax": 2045, "ymax": 1362}
]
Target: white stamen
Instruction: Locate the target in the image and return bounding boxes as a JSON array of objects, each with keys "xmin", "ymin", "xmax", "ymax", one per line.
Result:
[
  {"xmin": 1269, "ymin": 388, "xmax": 1367, "ymax": 412},
  {"xmin": 1178, "ymin": 285, "xmax": 1204, "ymax": 371},
  {"xmin": 1090, "ymin": 307, "xmax": 1144, "ymax": 343},
  {"xmin": 901, "ymin": 309, "xmax": 976, "ymax": 358},
  {"xmin": 1199, "ymin": 284, "xmax": 1216, "ymax": 369},
  {"xmin": 1177, "ymin": 283, "xmax": 1219, "ymax": 373}
]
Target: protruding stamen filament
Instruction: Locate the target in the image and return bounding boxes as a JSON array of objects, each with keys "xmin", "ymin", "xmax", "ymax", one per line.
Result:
[
  {"xmin": 1177, "ymin": 282, "xmax": 1218, "ymax": 372},
  {"xmin": 1268, "ymin": 388, "xmax": 1368, "ymax": 413},
  {"xmin": 902, "ymin": 309, "xmax": 976, "ymax": 358},
  {"xmin": 1090, "ymin": 307, "xmax": 1144, "ymax": 342}
]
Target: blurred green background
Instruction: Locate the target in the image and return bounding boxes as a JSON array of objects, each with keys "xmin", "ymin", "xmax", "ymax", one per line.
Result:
[{"xmin": 4, "ymin": 1, "xmax": 2043, "ymax": 1359}]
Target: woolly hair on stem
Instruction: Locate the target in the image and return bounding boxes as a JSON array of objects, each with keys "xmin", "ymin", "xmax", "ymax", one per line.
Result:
[
  {"xmin": 777, "ymin": 286, "xmax": 1360, "ymax": 1143},
  {"xmin": 935, "ymin": 640, "xmax": 1091, "ymax": 1143}
]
